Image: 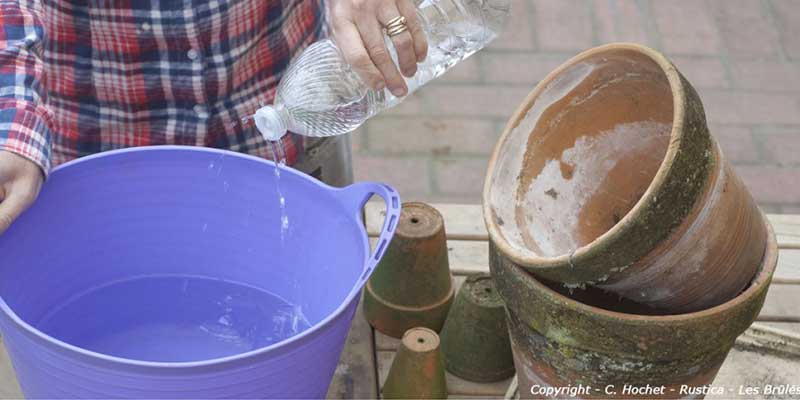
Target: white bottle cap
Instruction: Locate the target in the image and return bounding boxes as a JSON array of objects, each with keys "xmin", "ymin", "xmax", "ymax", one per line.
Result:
[{"xmin": 254, "ymin": 105, "xmax": 288, "ymax": 141}]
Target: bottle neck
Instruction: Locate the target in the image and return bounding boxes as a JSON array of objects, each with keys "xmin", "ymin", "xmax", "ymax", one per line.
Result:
[{"xmin": 254, "ymin": 104, "xmax": 289, "ymax": 141}]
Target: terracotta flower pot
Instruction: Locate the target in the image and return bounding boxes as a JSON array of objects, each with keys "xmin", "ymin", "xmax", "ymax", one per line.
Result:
[
  {"xmin": 382, "ymin": 327, "xmax": 448, "ymax": 399},
  {"xmin": 483, "ymin": 43, "xmax": 767, "ymax": 312},
  {"xmin": 364, "ymin": 202, "xmax": 455, "ymax": 338},
  {"xmin": 440, "ymin": 273, "xmax": 515, "ymax": 382},
  {"xmin": 489, "ymin": 222, "xmax": 778, "ymax": 399}
]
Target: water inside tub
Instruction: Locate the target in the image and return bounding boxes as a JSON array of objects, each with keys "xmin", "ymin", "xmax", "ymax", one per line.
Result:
[{"xmin": 36, "ymin": 275, "xmax": 311, "ymax": 363}]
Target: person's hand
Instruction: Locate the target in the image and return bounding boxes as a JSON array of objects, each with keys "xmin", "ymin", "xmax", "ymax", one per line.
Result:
[
  {"xmin": 331, "ymin": 0, "xmax": 428, "ymax": 97},
  {"xmin": 0, "ymin": 151, "xmax": 43, "ymax": 235}
]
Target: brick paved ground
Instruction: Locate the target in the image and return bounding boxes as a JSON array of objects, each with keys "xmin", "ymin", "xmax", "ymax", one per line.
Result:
[{"xmin": 351, "ymin": 0, "xmax": 800, "ymax": 213}]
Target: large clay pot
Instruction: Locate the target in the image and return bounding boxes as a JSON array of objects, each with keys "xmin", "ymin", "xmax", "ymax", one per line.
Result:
[
  {"xmin": 483, "ymin": 43, "xmax": 767, "ymax": 312},
  {"xmin": 490, "ymin": 223, "xmax": 778, "ymax": 399}
]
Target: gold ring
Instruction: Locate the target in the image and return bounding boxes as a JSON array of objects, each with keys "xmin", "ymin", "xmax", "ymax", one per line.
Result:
[{"xmin": 385, "ymin": 16, "xmax": 408, "ymax": 37}]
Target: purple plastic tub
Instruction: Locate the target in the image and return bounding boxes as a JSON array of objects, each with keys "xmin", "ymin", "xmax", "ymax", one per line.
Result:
[{"xmin": 0, "ymin": 146, "xmax": 400, "ymax": 398}]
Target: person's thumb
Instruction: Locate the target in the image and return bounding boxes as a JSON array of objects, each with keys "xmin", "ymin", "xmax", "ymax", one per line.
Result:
[{"xmin": 0, "ymin": 188, "xmax": 31, "ymax": 235}]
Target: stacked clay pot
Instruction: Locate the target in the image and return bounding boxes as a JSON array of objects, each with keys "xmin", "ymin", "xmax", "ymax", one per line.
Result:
[{"xmin": 483, "ymin": 43, "xmax": 778, "ymax": 398}]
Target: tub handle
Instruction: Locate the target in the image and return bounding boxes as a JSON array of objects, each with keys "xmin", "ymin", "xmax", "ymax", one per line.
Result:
[{"xmin": 337, "ymin": 182, "xmax": 401, "ymax": 282}]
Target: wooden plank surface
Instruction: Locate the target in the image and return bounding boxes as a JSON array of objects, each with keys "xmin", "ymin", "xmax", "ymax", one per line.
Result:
[
  {"xmin": 768, "ymin": 214, "xmax": 800, "ymax": 249},
  {"xmin": 0, "ymin": 337, "xmax": 22, "ymax": 398},
  {"xmin": 367, "ymin": 203, "xmax": 800, "ymax": 249},
  {"xmin": 376, "ymin": 350, "xmax": 509, "ymax": 399},
  {"xmin": 366, "ymin": 204, "xmax": 800, "ymax": 281},
  {"xmin": 326, "ymin": 299, "xmax": 379, "ymax": 399},
  {"xmin": 368, "ymin": 236, "xmax": 800, "ymax": 322},
  {"xmin": 426, "ymin": 240, "xmax": 800, "ymax": 282},
  {"xmin": 377, "ymin": 327, "xmax": 800, "ymax": 399}
]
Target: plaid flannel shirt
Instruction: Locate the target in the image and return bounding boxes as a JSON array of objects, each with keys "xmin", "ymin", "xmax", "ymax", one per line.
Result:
[{"xmin": 0, "ymin": 0, "xmax": 325, "ymax": 174}]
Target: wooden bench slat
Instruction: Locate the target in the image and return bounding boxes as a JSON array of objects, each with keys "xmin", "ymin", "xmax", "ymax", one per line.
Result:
[
  {"xmin": 367, "ymin": 203, "xmax": 800, "ymax": 281},
  {"xmin": 326, "ymin": 300, "xmax": 378, "ymax": 399},
  {"xmin": 367, "ymin": 239, "xmax": 798, "ymax": 325},
  {"xmin": 760, "ymin": 284, "xmax": 800, "ymax": 322},
  {"xmin": 373, "ymin": 276, "xmax": 800, "ymax": 354},
  {"xmin": 768, "ymin": 214, "xmax": 800, "ymax": 249},
  {"xmin": 375, "ymin": 351, "xmax": 512, "ymax": 397},
  {"xmin": 366, "ymin": 203, "xmax": 800, "ymax": 249},
  {"xmin": 429, "ymin": 239, "xmax": 800, "ymax": 283},
  {"xmin": 0, "ymin": 337, "xmax": 22, "ymax": 399},
  {"xmin": 376, "ymin": 326, "xmax": 800, "ymax": 399}
]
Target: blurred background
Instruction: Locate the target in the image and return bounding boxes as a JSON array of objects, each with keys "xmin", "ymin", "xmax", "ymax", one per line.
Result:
[{"xmin": 350, "ymin": 0, "xmax": 800, "ymax": 213}]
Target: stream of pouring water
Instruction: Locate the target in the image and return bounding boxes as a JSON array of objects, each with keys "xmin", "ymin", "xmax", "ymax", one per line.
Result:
[
  {"xmin": 236, "ymin": 115, "xmax": 289, "ymax": 243},
  {"xmin": 268, "ymin": 139, "xmax": 289, "ymax": 244}
]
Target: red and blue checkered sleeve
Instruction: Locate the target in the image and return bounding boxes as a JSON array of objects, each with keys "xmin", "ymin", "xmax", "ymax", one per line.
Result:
[{"xmin": 0, "ymin": 0, "xmax": 53, "ymax": 174}]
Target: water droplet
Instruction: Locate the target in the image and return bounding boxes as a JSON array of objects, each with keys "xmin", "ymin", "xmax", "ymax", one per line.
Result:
[
  {"xmin": 267, "ymin": 139, "xmax": 290, "ymax": 244},
  {"xmin": 217, "ymin": 315, "xmax": 233, "ymax": 326}
]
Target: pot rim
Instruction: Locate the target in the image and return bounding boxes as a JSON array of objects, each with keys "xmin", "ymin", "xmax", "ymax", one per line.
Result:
[
  {"xmin": 507, "ymin": 218, "xmax": 777, "ymax": 323},
  {"xmin": 483, "ymin": 42, "xmax": 688, "ymax": 270}
]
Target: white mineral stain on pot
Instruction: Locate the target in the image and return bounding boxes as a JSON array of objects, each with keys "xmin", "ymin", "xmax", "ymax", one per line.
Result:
[
  {"xmin": 523, "ymin": 121, "xmax": 671, "ymax": 256},
  {"xmin": 488, "ymin": 61, "xmax": 595, "ymax": 251},
  {"xmin": 487, "ymin": 53, "xmax": 674, "ymax": 260}
]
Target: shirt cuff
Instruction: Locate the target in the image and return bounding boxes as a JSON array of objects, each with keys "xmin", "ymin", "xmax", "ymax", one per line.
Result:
[{"xmin": 0, "ymin": 99, "xmax": 53, "ymax": 176}]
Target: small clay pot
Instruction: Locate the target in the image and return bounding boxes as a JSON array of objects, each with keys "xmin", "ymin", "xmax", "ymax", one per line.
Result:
[
  {"xmin": 364, "ymin": 202, "xmax": 455, "ymax": 338},
  {"xmin": 490, "ymin": 221, "xmax": 778, "ymax": 399},
  {"xmin": 440, "ymin": 274, "xmax": 515, "ymax": 382},
  {"xmin": 382, "ymin": 327, "xmax": 448, "ymax": 399},
  {"xmin": 483, "ymin": 42, "xmax": 767, "ymax": 312}
]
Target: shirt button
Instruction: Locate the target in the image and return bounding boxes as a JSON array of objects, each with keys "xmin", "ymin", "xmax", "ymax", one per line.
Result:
[
  {"xmin": 187, "ymin": 48, "xmax": 200, "ymax": 61},
  {"xmin": 140, "ymin": 22, "xmax": 151, "ymax": 32},
  {"xmin": 193, "ymin": 104, "xmax": 209, "ymax": 118}
]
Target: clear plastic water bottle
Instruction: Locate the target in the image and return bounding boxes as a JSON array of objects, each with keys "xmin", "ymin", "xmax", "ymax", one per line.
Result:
[{"xmin": 254, "ymin": 0, "xmax": 511, "ymax": 141}]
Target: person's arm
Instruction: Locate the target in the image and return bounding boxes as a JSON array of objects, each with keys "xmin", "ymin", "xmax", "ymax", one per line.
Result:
[
  {"xmin": 0, "ymin": 0, "xmax": 51, "ymax": 234},
  {"xmin": 331, "ymin": 0, "xmax": 428, "ymax": 97}
]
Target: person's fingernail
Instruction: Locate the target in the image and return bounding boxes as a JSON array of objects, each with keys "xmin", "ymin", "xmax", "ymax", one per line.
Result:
[{"xmin": 392, "ymin": 87, "xmax": 406, "ymax": 97}]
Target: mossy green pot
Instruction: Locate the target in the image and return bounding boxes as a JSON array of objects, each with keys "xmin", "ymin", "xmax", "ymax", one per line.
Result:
[
  {"xmin": 440, "ymin": 274, "xmax": 514, "ymax": 383},
  {"xmin": 490, "ymin": 223, "xmax": 777, "ymax": 398}
]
